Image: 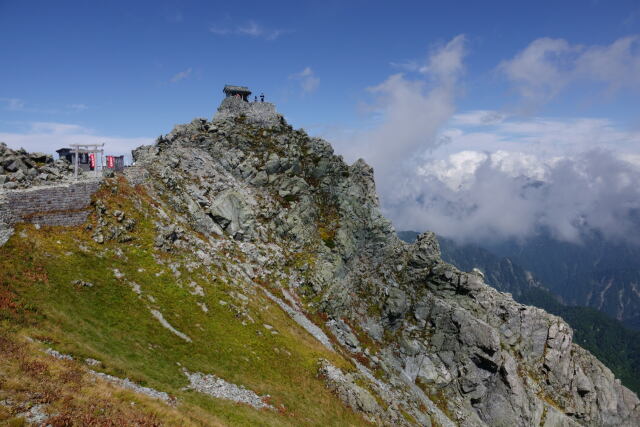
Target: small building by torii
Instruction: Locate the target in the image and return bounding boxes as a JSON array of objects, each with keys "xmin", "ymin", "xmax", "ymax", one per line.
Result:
[
  {"xmin": 223, "ymin": 85, "xmax": 251, "ymax": 102},
  {"xmin": 69, "ymin": 143, "xmax": 104, "ymax": 179}
]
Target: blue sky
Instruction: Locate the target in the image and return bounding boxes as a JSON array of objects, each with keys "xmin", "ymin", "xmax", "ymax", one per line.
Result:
[
  {"xmin": 1, "ymin": 0, "xmax": 638, "ymax": 138},
  {"xmin": 1, "ymin": 0, "xmax": 640, "ymax": 241}
]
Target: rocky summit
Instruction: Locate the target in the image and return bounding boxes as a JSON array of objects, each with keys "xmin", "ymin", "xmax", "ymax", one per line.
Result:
[
  {"xmin": 0, "ymin": 142, "xmax": 79, "ymax": 189},
  {"xmin": 0, "ymin": 97, "xmax": 638, "ymax": 426}
]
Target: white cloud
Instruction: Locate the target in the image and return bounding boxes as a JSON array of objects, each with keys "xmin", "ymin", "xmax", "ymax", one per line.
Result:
[
  {"xmin": 1, "ymin": 98, "xmax": 26, "ymax": 111},
  {"xmin": 419, "ymin": 35, "xmax": 467, "ymax": 82},
  {"xmin": 209, "ymin": 26, "xmax": 231, "ymax": 35},
  {"xmin": 237, "ymin": 21, "xmax": 262, "ymax": 36},
  {"xmin": 388, "ymin": 34, "xmax": 467, "ymax": 82},
  {"xmin": 170, "ymin": 68, "xmax": 192, "ymax": 83},
  {"xmin": 395, "ymin": 149, "xmax": 640, "ymax": 245},
  {"xmin": 575, "ymin": 36, "xmax": 640, "ymax": 91},
  {"xmin": 1, "ymin": 98, "xmax": 89, "ymax": 114},
  {"xmin": 68, "ymin": 103, "xmax": 88, "ymax": 111},
  {"xmin": 210, "ymin": 20, "xmax": 289, "ymax": 40},
  {"xmin": 0, "ymin": 122, "xmax": 153, "ymax": 161},
  {"xmin": 332, "ymin": 35, "xmax": 640, "ymax": 246},
  {"xmin": 441, "ymin": 112, "xmax": 640, "ymax": 158},
  {"xmin": 500, "ymin": 35, "xmax": 640, "ymax": 105},
  {"xmin": 289, "ymin": 67, "xmax": 320, "ymax": 94},
  {"xmin": 498, "ymin": 38, "xmax": 575, "ymax": 103},
  {"xmin": 377, "ymin": 111, "xmax": 640, "ymax": 244},
  {"xmin": 337, "ymin": 35, "xmax": 467, "ymax": 185},
  {"xmin": 29, "ymin": 122, "xmax": 86, "ymax": 134},
  {"xmin": 450, "ymin": 110, "xmax": 509, "ymax": 126},
  {"xmin": 389, "ymin": 60, "xmax": 421, "ymax": 72}
]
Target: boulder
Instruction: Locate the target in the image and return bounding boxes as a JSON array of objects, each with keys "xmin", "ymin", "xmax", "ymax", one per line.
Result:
[{"xmin": 208, "ymin": 191, "xmax": 254, "ymax": 238}]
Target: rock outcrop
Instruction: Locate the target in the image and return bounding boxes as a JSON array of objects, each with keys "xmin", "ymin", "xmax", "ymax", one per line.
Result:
[
  {"xmin": 113, "ymin": 99, "xmax": 640, "ymax": 425},
  {"xmin": 124, "ymin": 99, "xmax": 640, "ymax": 426},
  {"xmin": 0, "ymin": 142, "xmax": 78, "ymax": 189}
]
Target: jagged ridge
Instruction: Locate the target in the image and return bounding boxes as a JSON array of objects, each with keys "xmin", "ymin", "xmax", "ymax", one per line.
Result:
[{"xmin": 129, "ymin": 99, "xmax": 640, "ymax": 426}]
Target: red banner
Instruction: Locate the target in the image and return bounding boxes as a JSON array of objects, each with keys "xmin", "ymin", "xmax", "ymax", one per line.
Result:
[
  {"xmin": 107, "ymin": 156, "xmax": 114, "ymax": 168},
  {"xmin": 89, "ymin": 153, "xmax": 95, "ymax": 169}
]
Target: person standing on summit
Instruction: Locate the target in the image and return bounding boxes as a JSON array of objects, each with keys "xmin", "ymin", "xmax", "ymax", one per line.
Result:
[{"xmin": 260, "ymin": 93, "xmax": 264, "ymax": 102}]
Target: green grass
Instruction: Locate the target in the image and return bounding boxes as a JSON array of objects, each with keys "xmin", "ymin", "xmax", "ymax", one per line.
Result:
[{"xmin": 0, "ymin": 178, "xmax": 367, "ymax": 426}]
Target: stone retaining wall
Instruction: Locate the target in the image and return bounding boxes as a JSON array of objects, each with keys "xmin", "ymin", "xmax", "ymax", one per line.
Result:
[
  {"xmin": 0, "ymin": 178, "xmax": 103, "ymax": 227},
  {"xmin": 213, "ymin": 97, "xmax": 280, "ymax": 127}
]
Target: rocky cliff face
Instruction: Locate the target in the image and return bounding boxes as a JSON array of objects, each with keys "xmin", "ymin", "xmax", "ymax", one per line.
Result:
[{"xmin": 122, "ymin": 99, "xmax": 639, "ymax": 426}]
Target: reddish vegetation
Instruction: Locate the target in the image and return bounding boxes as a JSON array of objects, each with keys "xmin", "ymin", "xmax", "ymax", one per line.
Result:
[
  {"xmin": 352, "ymin": 352, "xmax": 370, "ymax": 367},
  {"xmin": 19, "ymin": 360, "xmax": 49, "ymax": 377},
  {"xmin": 47, "ymin": 400, "xmax": 162, "ymax": 427},
  {"xmin": 0, "ymin": 285, "xmax": 19, "ymax": 314},
  {"xmin": 0, "ymin": 331, "xmax": 168, "ymax": 426},
  {"xmin": 23, "ymin": 265, "xmax": 49, "ymax": 284}
]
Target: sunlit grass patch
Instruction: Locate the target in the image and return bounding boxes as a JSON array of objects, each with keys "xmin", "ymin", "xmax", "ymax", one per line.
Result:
[{"xmin": 0, "ymin": 178, "xmax": 368, "ymax": 426}]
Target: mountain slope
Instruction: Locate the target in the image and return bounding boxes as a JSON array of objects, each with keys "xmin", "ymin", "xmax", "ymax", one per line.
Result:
[
  {"xmin": 1, "ymin": 98, "xmax": 638, "ymax": 426},
  {"xmin": 398, "ymin": 231, "xmax": 640, "ymax": 395},
  {"xmin": 486, "ymin": 233, "xmax": 640, "ymax": 329},
  {"xmin": 0, "ymin": 178, "xmax": 364, "ymax": 426}
]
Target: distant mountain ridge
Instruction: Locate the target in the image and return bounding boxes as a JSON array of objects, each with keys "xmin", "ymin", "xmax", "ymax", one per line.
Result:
[
  {"xmin": 483, "ymin": 232, "xmax": 640, "ymax": 330},
  {"xmin": 398, "ymin": 230, "xmax": 640, "ymax": 393}
]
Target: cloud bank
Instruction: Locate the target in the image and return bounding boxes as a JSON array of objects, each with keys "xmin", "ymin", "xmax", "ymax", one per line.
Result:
[
  {"xmin": 394, "ymin": 149, "xmax": 640, "ymax": 244},
  {"xmin": 339, "ymin": 35, "xmax": 640, "ymax": 245}
]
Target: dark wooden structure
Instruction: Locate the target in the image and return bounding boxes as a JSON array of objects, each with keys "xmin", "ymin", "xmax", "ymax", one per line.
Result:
[
  {"xmin": 105, "ymin": 155, "xmax": 125, "ymax": 172},
  {"xmin": 57, "ymin": 144, "xmax": 104, "ymax": 179},
  {"xmin": 56, "ymin": 148, "xmax": 92, "ymax": 171},
  {"xmin": 223, "ymin": 85, "xmax": 251, "ymax": 101}
]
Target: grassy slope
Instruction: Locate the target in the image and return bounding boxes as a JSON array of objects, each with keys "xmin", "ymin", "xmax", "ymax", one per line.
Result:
[
  {"xmin": 0, "ymin": 178, "xmax": 367, "ymax": 426},
  {"xmin": 0, "ymin": 330, "xmax": 198, "ymax": 426}
]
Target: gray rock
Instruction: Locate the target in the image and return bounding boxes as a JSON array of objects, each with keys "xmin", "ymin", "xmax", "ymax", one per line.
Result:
[
  {"xmin": 265, "ymin": 154, "xmax": 282, "ymax": 175},
  {"xmin": 213, "ymin": 96, "xmax": 282, "ymax": 127},
  {"xmin": 208, "ymin": 191, "xmax": 254, "ymax": 238},
  {"xmin": 5, "ymin": 159, "xmax": 25, "ymax": 172},
  {"xmin": 29, "ymin": 152, "xmax": 51, "ymax": 163},
  {"xmin": 119, "ymin": 96, "xmax": 640, "ymax": 427},
  {"xmin": 384, "ymin": 287, "xmax": 409, "ymax": 327},
  {"xmin": 72, "ymin": 279, "xmax": 94, "ymax": 288},
  {"xmin": 317, "ymin": 360, "xmax": 401, "ymax": 425},
  {"xmin": 91, "ymin": 371, "xmax": 173, "ymax": 403},
  {"xmin": 250, "ymin": 170, "xmax": 268, "ymax": 186},
  {"xmin": 183, "ymin": 369, "xmax": 273, "ymax": 410},
  {"xmin": 13, "ymin": 169, "xmax": 26, "ymax": 181}
]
